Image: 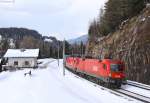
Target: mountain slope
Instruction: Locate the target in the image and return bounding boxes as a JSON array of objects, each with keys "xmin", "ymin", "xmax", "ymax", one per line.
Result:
[
  {"xmin": 68, "ymin": 35, "xmax": 88, "ymax": 45},
  {"xmin": 0, "ymin": 27, "xmax": 42, "ymax": 40},
  {"xmin": 0, "ymin": 27, "xmax": 63, "ymax": 58},
  {"xmin": 86, "ymin": 6, "xmax": 150, "ymax": 84}
]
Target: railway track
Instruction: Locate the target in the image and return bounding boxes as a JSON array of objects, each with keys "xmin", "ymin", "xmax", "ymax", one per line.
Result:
[
  {"xmin": 127, "ymin": 80, "xmax": 150, "ymax": 91},
  {"xmin": 65, "ymin": 67, "xmax": 150, "ymax": 103},
  {"xmin": 116, "ymin": 89, "xmax": 150, "ymax": 103}
]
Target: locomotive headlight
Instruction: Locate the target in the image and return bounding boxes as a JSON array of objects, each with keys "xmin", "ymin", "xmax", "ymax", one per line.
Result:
[{"xmin": 109, "ymin": 73, "xmax": 111, "ymax": 77}]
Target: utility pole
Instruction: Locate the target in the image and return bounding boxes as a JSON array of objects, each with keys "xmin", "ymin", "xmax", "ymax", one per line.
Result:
[
  {"xmin": 57, "ymin": 41, "xmax": 59, "ymax": 66},
  {"xmin": 82, "ymin": 45, "xmax": 83, "ymax": 57},
  {"xmin": 63, "ymin": 39, "xmax": 65, "ymax": 76}
]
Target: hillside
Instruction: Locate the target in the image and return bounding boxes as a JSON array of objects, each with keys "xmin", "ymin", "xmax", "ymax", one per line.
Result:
[
  {"xmin": 86, "ymin": 6, "xmax": 150, "ymax": 84},
  {"xmin": 0, "ymin": 28, "xmax": 63, "ymax": 58},
  {"xmin": 0, "ymin": 27, "xmax": 42, "ymax": 40}
]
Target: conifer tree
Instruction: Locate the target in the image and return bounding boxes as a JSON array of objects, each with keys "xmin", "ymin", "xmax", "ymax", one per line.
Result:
[{"xmin": 88, "ymin": 0, "xmax": 145, "ymax": 37}]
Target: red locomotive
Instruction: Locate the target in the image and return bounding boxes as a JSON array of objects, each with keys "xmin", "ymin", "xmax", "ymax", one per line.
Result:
[{"xmin": 65, "ymin": 56, "xmax": 126, "ymax": 88}]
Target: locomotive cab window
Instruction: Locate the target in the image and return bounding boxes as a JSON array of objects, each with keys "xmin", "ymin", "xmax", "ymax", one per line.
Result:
[
  {"xmin": 103, "ymin": 64, "xmax": 107, "ymax": 70},
  {"xmin": 111, "ymin": 64, "xmax": 123, "ymax": 72}
]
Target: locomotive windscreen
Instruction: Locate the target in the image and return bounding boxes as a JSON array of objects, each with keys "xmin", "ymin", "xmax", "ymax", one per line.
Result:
[{"xmin": 111, "ymin": 64, "xmax": 123, "ymax": 72}]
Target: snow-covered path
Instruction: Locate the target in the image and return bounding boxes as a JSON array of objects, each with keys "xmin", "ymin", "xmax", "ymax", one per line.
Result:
[{"xmin": 0, "ymin": 59, "xmax": 140, "ymax": 103}]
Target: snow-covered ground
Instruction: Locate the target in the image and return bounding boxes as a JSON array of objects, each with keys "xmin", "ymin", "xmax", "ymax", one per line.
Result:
[{"xmin": 0, "ymin": 59, "xmax": 143, "ymax": 103}]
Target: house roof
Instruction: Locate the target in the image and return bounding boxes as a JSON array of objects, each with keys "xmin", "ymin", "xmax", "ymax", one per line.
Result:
[{"xmin": 4, "ymin": 49, "xmax": 39, "ymax": 58}]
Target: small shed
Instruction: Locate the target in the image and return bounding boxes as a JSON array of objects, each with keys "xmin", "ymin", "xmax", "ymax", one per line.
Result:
[{"xmin": 3, "ymin": 49, "xmax": 39, "ymax": 69}]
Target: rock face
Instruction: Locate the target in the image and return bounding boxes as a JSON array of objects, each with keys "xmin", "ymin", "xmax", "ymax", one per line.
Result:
[{"xmin": 86, "ymin": 6, "xmax": 150, "ymax": 84}]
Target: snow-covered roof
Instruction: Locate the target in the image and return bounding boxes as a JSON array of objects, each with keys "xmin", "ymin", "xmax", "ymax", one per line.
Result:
[
  {"xmin": 44, "ymin": 38, "xmax": 53, "ymax": 42},
  {"xmin": 4, "ymin": 49, "xmax": 39, "ymax": 58}
]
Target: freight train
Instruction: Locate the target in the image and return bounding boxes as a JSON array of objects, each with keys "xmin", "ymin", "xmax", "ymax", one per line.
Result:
[{"xmin": 64, "ymin": 56, "xmax": 126, "ymax": 88}]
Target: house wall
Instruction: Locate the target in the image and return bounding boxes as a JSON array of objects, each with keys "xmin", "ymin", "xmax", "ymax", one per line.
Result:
[{"xmin": 7, "ymin": 57, "xmax": 37, "ymax": 68}]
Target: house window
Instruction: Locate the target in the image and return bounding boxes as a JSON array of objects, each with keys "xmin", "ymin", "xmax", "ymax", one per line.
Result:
[
  {"xmin": 14, "ymin": 61, "xmax": 18, "ymax": 66},
  {"xmin": 25, "ymin": 61, "xmax": 29, "ymax": 66}
]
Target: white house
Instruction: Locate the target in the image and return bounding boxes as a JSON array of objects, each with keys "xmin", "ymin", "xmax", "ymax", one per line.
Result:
[{"xmin": 3, "ymin": 49, "xmax": 39, "ymax": 69}]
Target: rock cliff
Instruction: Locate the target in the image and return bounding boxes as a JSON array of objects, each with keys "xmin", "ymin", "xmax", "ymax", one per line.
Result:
[{"xmin": 86, "ymin": 6, "xmax": 150, "ymax": 84}]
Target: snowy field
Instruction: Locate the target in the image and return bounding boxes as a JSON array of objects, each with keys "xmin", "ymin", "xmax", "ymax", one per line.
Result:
[{"xmin": 0, "ymin": 59, "xmax": 143, "ymax": 103}]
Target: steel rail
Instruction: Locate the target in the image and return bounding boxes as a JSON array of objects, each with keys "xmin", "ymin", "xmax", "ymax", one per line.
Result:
[
  {"xmin": 115, "ymin": 89, "xmax": 150, "ymax": 103},
  {"xmin": 127, "ymin": 81, "xmax": 150, "ymax": 91}
]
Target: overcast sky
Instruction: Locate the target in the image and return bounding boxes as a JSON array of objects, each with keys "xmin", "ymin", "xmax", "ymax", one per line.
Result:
[{"xmin": 0, "ymin": 0, "xmax": 106, "ymax": 40}]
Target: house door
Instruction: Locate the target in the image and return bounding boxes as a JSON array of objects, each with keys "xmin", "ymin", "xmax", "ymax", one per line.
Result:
[{"xmin": 24, "ymin": 61, "xmax": 30, "ymax": 67}]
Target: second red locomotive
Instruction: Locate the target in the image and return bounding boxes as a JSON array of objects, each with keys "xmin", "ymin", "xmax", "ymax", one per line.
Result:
[{"xmin": 65, "ymin": 56, "xmax": 126, "ymax": 88}]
